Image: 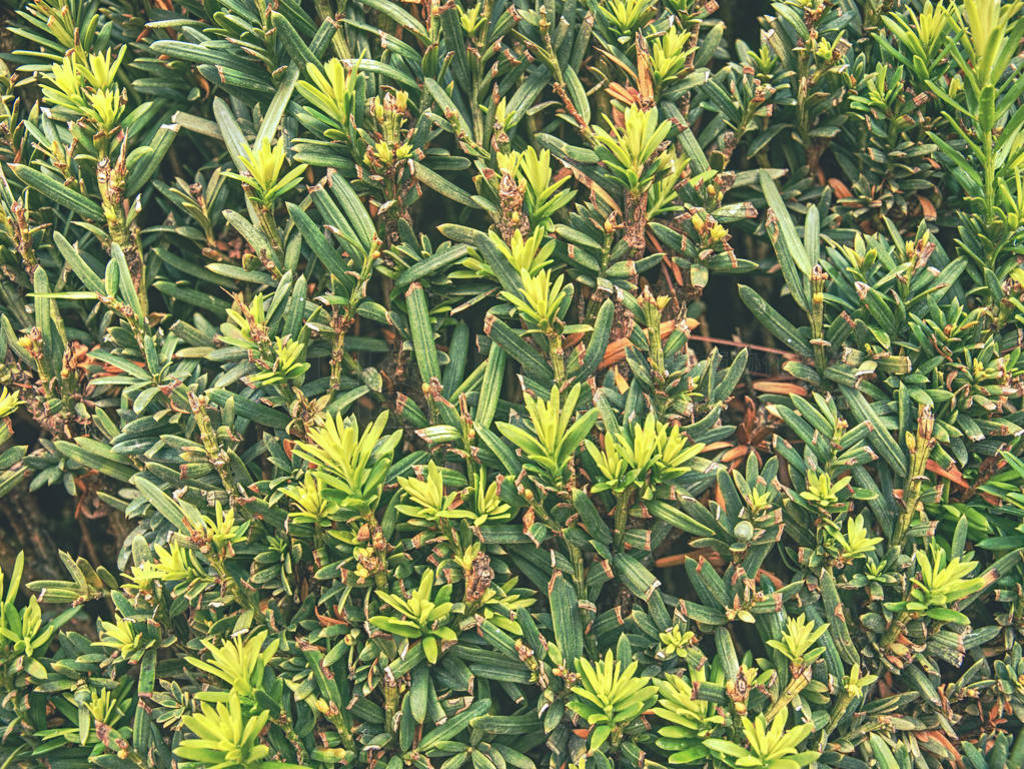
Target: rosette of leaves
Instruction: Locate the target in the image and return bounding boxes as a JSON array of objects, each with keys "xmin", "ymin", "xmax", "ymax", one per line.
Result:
[
  {"xmin": 567, "ymin": 648, "xmax": 658, "ymax": 753},
  {"xmin": 175, "ymin": 694, "xmax": 302, "ymax": 769},
  {"xmin": 294, "ymin": 411, "xmax": 402, "ymax": 519},
  {"xmin": 369, "ymin": 568, "xmax": 459, "ymax": 664},
  {"xmin": 703, "ymin": 710, "xmax": 818, "ymax": 769},
  {"xmin": 652, "ymin": 669, "xmax": 724, "ymax": 764}
]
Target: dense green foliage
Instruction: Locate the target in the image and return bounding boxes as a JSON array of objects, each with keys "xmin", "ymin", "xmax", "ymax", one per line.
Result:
[{"xmin": 0, "ymin": 0, "xmax": 1023, "ymax": 767}]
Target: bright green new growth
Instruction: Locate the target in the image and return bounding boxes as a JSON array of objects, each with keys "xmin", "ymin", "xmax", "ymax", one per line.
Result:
[
  {"xmin": 370, "ymin": 569, "xmax": 457, "ymax": 663},
  {"xmin": 568, "ymin": 649, "xmax": 659, "ymax": 752},
  {"xmin": 884, "ymin": 544, "xmax": 988, "ymax": 624},
  {"xmin": 766, "ymin": 615, "xmax": 828, "ymax": 669},
  {"xmin": 703, "ymin": 711, "xmax": 818, "ymax": 769},
  {"xmin": 653, "ymin": 670, "xmax": 723, "ymax": 764},
  {"xmin": 175, "ymin": 694, "xmax": 301, "ymax": 769},
  {"xmin": 496, "ymin": 384, "xmax": 598, "ymax": 484},
  {"xmin": 294, "ymin": 411, "xmax": 400, "ymax": 517},
  {"xmin": 185, "ymin": 630, "xmax": 279, "ymax": 701}
]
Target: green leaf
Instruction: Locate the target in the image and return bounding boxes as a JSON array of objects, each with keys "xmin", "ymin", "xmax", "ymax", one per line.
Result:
[
  {"xmin": 212, "ymin": 97, "xmax": 254, "ymax": 171},
  {"xmin": 409, "ymin": 665, "xmax": 428, "ymax": 723},
  {"xmin": 419, "ymin": 699, "xmax": 492, "ymax": 752},
  {"xmin": 924, "ymin": 607, "xmax": 968, "ymax": 624},
  {"xmin": 255, "ymin": 65, "xmax": 300, "ymax": 147},
  {"xmin": 133, "ymin": 476, "xmax": 186, "ymax": 530},
  {"xmin": 133, "ymin": 649, "xmax": 157, "ymax": 754},
  {"xmin": 548, "ymin": 571, "xmax": 583, "ymax": 664},
  {"xmin": 323, "ymin": 172, "xmax": 375, "ymax": 253},
  {"xmin": 33, "ymin": 265, "xmax": 56, "ymax": 373},
  {"xmin": 154, "ymin": 281, "xmax": 230, "ymax": 314},
  {"xmin": 287, "ymin": 202, "xmax": 347, "ymax": 278},
  {"xmin": 360, "ymin": 0, "xmax": 428, "ymax": 38},
  {"xmin": 271, "ymin": 12, "xmax": 319, "ymax": 67},
  {"xmin": 394, "ymin": 244, "xmax": 469, "ymax": 289},
  {"xmin": 484, "ymin": 314, "xmax": 553, "ymax": 382},
  {"xmin": 475, "ymin": 344, "xmax": 506, "ymax": 429},
  {"xmin": 126, "ymin": 123, "xmax": 180, "ymax": 197},
  {"xmin": 738, "ymin": 285, "xmax": 812, "ymax": 357},
  {"xmin": 340, "ymin": 59, "xmax": 419, "ymax": 90},
  {"xmin": 868, "ymin": 733, "xmax": 901, "ymax": 769},
  {"xmin": 424, "ymin": 78, "xmax": 474, "ymax": 142},
  {"xmin": 562, "ymin": 66, "xmax": 591, "ymax": 125},
  {"xmin": 172, "ymin": 110, "xmax": 223, "ymax": 140},
  {"xmin": 820, "ymin": 568, "xmax": 858, "ymax": 666},
  {"xmin": 207, "ymin": 389, "xmax": 289, "ymax": 429},
  {"xmin": 406, "ymin": 283, "xmax": 441, "ymax": 384},
  {"xmin": 471, "ymin": 713, "xmax": 542, "ymax": 735},
  {"xmin": 575, "ymin": 299, "xmax": 612, "ymax": 381},
  {"xmin": 11, "ymin": 165, "xmax": 104, "ymax": 219},
  {"xmin": 54, "ymin": 440, "xmax": 135, "ymax": 483},
  {"xmin": 54, "ymin": 233, "xmax": 105, "ymax": 295},
  {"xmin": 437, "ymin": 224, "xmax": 521, "ymax": 294},
  {"xmin": 612, "ymin": 554, "xmax": 660, "ymax": 601},
  {"xmin": 412, "ymin": 161, "xmax": 480, "ymax": 208},
  {"xmin": 111, "ymin": 243, "xmax": 144, "ymax": 318},
  {"xmin": 760, "ymin": 171, "xmax": 811, "ymax": 310},
  {"xmin": 223, "ymin": 209, "xmax": 272, "ymax": 261},
  {"xmin": 840, "ymin": 386, "xmax": 907, "ymax": 476}
]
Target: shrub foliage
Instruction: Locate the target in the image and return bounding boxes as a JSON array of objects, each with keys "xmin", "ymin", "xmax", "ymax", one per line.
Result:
[{"xmin": 0, "ymin": 0, "xmax": 1022, "ymax": 768}]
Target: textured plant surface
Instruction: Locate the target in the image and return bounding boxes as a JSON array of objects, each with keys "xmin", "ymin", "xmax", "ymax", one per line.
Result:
[{"xmin": 0, "ymin": 0, "xmax": 1023, "ymax": 767}]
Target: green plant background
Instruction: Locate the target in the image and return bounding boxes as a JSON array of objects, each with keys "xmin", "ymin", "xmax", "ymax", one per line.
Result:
[{"xmin": 0, "ymin": 1, "xmax": 1021, "ymax": 768}]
